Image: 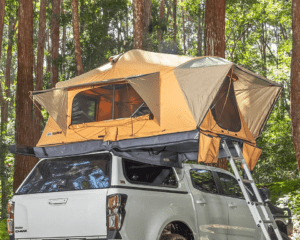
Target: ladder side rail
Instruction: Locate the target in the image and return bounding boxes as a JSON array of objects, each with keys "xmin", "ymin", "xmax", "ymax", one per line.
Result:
[
  {"xmin": 233, "ymin": 143, "xmax": 275, "ymax": 222},
  {"xmin": 232, "ymin": 142, "xmax": 283, "ymax": 240},
  {"xmin": 221, "ymin": 141, "xmax": 272, "ymax": 240},
  {"xmin": 233, "ymin": 143, "xmax": 265, "ymax": 204}
]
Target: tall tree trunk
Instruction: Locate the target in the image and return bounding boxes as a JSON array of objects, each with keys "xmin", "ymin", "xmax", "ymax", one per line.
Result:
[
  {"xmin": 71, "ymin": 0, "xmax": 84, "ymax": 75},
  {"xmin": 158, "ymin": 0, "xmax": 165, "ymax": 41},
  {"xmin": 133, "ymin": 0, "xmax": 143, "ymax": 49},
  {"xmin": 46, "ymin": 28, "xmax": 51, "ymax": 75},
  {"xmin": 204, "ymin": 0, "xmax": 226, "ymax": 58},
  {"xmin": 0, "ymin": 0, "xmax": 5, "ymax": 59},
  {"xmin": 0, "ymin": 72, "xmax": 4, "ymax": 218},
  {"xmin": 15, "ymin": 0, "xmax": 38, "ymax": 192},
  {"xmin": 79, "ymin": 1, "xmax": 84, "ymax": 37},
  {"xmin": 197, "ymin": 4, "xmax": 203, "ymax": 56},
  {"xmin": 173, "ymin": 0, "xmax": 177, "ymax": 43},
  {"xmin": 143, "ymin": 0, "xmax": 152, "ymax": 50},
  {"xmin": 51, "ymin": 0, "xmax": 60, "ymax": 87},
  {"xmin": 143, "ymin": 0, "xmax": 151, "ymax": 34},
  {"xmin": 0, "ymin": 19, "xmax": 15, "ymax": 218},
  {"xmin": 34, "ymin": 0, "xmax": 47, "ymax": 145},
  {"xmin": 261, "ymin": 22, "xmax": 267, "ymax": 77},
  {"xmin": 182, "ymin": 5, "xmax": 186, "ymax": 54},
  {"xmin": 61, "ymin": 1, "xmax": 66, "ymax": 76},
  {"xmin": 166, "ymin": 0, "xmax": 171, "ymax": 22},
  {"xmin": 291, "ymin": 0, "xmax": 300, "ymax": 176}
]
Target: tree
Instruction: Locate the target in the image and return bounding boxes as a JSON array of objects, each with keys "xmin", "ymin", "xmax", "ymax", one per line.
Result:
[
  {"xmin": 0, "ymin": 0, "xmax": 5, "ymax": 59},
  {"xmin": 71, "ymin": 0, "xmax": 84, "ymax": 75},
  {"xmin": 173, "ymin": 0, "xmax": 177, "ymax": 43},
  {"xmin": 133, "ymin": 0, "xmax": 144, "ymax": 49},
  {"xmin": 0, "ymin": 18, "xmax": 15, "ymax": 218},
  {"xmin": 158, "ymin": 0, "xmax": 165, "ymax": 41},
  {"xmin": 291, "ymin": 0, "xmax": 300, "ymax": 176},
  {"xmin": 51, "ymin": 0, "xmax": 61, "ymax": 87},
  {"xmin": 143, "ymin": 0, "xmax": 152, "ymax": 34},
  {"xmin": 15, "ymin": 0, "xmax": 38, "ymax": 191},
  {"xmin": 204, "ymin": 0, "xmax": 226, "ymax": 57},
  {"xmin": 34, "ymin": 0, "xmax": 47, "ymax": 145}
]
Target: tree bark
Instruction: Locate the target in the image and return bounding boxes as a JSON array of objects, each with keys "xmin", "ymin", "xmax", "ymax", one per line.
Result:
[
  {"xmin": 182, "ymin": 5, "xmax": 186, "ymax": 54},
  {"xmin": 79, "ymin": 1, "xmax": 84, "ymax": 37},
  {"xmin": 197, "ymin": 4, "xmax": 203, "ymax": 56},
  {"xmin": 261, "ymin": 22, "xmax": 267, "ymax": 77},
  {"xmin": 51, "ymin": 0, "xmax": 60, "ymax": 87},
  {"xmin": 158, "ymin": 0, "xmax": 165, "ymax": 41},
  {"xmin": 15, "ymin": 0, "xmax": 38, "ymax": 192},
  {"xmin": 291, "ymin": 0, "xmax": 300, "ymax": 176},
  {"xmin": 3, "ymin": 20, "xmax": 15, "ymax": 124},
  {"xmin": 143, "ymin": 0, "xmax": 152, "ymax": 34},
  {"xmin": 133, "ymin": 0, "xmax": 143, "ymax": 49},
  {"xmin": 204, "ymin": 0, "xmax": 226, "ymax": 58},
  {"xmin": 46, "ymin": 28, "xmax": 51, "ymax": 75},
  {"xmin": 0, "ymin": 19, "xmax": 15, "ymax": 218},
  {"xmin": 71, "ymin": 0, "xmax": 84, "ymax": 75},
  {"xmin": 34, "ymin": 0, "xmax": 47, "ymax": 145},
  {"xmin": 0, "ymin": 0, "xmax": 5, "ymax": 59},
  {"xmin": 173, "ymin": 0, "xmax": 177, "ymax": 43},
  {"xmin": 61, "ymin": 0, "xmax": 66, "ymax": 76}
]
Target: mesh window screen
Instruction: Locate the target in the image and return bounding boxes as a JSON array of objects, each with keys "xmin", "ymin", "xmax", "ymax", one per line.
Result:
[
  {"xmin": 72, "ymin": 95, "xmax": 97, "ymax": 124},
  {"xmin": 210, "ymin": 77, "xmax": 241, "ymax": 132},
  {"xmin": 71, "ymin": 83, "xmax": 151, "ymax": 125},
  {"xmin": 17, "ymin": 154, "xmax": 111, "ymax": 194}
]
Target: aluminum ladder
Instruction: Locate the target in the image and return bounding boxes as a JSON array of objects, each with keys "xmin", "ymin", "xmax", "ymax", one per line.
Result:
[{"xmin": 221, "ymin": 140, "xmax": 283, "ymax": 240}]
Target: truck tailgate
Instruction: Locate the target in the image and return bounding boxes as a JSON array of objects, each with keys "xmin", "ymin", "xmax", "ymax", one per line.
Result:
[{"xmin": 14, "ymin": 189, "xmax": 107, "ymax": 239}]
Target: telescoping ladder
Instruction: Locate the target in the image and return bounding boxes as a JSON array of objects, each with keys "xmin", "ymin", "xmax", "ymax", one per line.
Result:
[{"xmin": 221, "ymin": 140, "xmax": 283, "ymax": 240}]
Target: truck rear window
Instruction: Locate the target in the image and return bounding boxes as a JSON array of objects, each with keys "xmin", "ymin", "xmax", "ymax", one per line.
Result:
[
  {"xmin": 122, "ymin": 159, "xmax": 178, "ymax": 188},
  {"xmin": 17, "ymin": 154, "xmax": 111, "ymax": 195}
]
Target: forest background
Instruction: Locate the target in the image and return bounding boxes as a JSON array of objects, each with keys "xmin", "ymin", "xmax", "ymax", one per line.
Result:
[{"xmin": 0, "ymin": 0, "xmax": 300, "ymax": 238}]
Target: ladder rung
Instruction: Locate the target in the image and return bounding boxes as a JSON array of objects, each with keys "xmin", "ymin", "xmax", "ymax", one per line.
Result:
[
  {"xmin": 222, "ymin": 140, "xmax": 280, "ymax": 240},
  {"xmin": 262, "ymin": 220, "xmax": 274, "ymax": 224},
  {"xmin": 242, "ymin": 179, "xmax": 254, "ymax": 184},
  {"xmin": 252, "ymin": 201, "xmax": 264, "ymax": 206},
  {"xmin": 232, "ymin": 157, "xmax": 244, "ymax": 162}
]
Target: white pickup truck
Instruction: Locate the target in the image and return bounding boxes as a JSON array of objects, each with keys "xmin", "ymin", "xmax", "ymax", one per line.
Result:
[{"xmin": 7, "ymin": 152, "xmax": 292, "ymax": 240}]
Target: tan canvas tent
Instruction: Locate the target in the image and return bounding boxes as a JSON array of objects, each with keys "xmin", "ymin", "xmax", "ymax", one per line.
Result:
[{"xmin": 28, "ymin": 50, "xmax": 281, "ymax": 169}]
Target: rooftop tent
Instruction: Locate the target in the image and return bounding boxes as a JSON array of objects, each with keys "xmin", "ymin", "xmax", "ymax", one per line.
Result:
[{"xmin": 30, "ymin": 50, "xmax": 282, "ymax": 169}]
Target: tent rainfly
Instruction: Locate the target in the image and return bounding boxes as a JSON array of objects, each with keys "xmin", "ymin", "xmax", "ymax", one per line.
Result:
[{"xmin": 29, "ymin": 50, "xmax": 282, "ymax": 169}]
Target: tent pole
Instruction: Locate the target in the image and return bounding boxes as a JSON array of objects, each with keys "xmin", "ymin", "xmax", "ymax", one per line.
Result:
[{"xmin": 112, "ymin": 85, "xmax": 115, "ymax": 119}]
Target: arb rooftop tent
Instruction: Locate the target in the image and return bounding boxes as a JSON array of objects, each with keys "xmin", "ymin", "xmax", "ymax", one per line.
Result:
[{"xmin": 24, "ymin": 50, "xmax": 281, "ymax": 168}]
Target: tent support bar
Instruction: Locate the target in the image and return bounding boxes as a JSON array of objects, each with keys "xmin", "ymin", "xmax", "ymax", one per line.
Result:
[
  {"xmin": 131, "ymin": 102, "xmax": 145, "ymax": 118},
  {"xmin": 112, "ymin": 85, "xmax": 115, "ymax": 119}
]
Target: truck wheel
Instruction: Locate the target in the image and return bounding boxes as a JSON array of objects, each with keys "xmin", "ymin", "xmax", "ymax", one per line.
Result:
[{"xmin": 160, "ymin": 234, "xmax": 187, "ymax": 240}]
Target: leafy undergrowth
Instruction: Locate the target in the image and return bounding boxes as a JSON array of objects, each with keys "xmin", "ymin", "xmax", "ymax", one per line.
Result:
[
  {"xmin": 257, "ymin": 178, "xmax": 300, "ymax": 204},
  {"xmin": 277, "ymin": 192, "xmax": 300, "ymax": 240},
  {"xmin": 258, "ymin": 178, "xmax": 300, "ymax": 239},
  {"xmin": 0, "ymin": 219, "xmax": 9, "ymax": 240}
]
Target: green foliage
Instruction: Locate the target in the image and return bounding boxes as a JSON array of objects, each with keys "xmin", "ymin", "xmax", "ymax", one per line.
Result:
[
  {"xmin": 276, "ymin": 191, "xmax": 300, "ymax": 238},
  {"xmin": 258, "ymin": 178, "xmax": 300, "ymax": 203},
  {"xmin": 0, "ymin": 219, "xmax": 9, "ymax": 240}
]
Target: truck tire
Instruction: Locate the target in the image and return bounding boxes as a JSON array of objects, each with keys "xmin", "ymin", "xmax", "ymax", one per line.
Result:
[{"xmin": 160, "ymin": 234, "xmax": 187, "ymax": 240}]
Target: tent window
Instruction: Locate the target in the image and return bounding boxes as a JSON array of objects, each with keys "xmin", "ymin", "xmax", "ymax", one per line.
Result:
[
  {"xmin": 210, "ymin": 77, "xmax": 241, "ymax": 132},
  {"xmin": 71, "ymin": 95, "xmax": 97, "ymax": 125},
  {"xmin": 71, "ymin": 83, "xmax": 151, "ymax": 125}
]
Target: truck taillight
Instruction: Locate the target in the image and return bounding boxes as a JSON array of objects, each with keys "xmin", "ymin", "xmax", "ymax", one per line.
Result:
[
  {"xmin": 7, "ymin": 201, "xmax": 14, "ymax": 235},
  {"xmin": 107, "ymin": 194, "xmax": 127, "ymax": 231}
]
